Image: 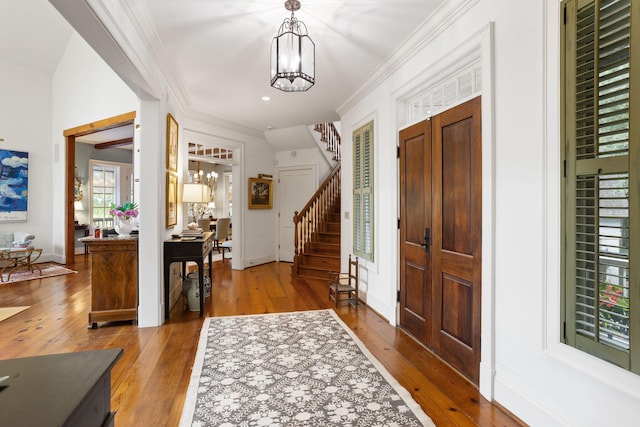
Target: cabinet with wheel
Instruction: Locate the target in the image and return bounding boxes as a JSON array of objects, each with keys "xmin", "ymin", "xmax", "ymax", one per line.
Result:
[{"xmin": 80, "ymin": 236, "xmax": 138, "ymax": 328}]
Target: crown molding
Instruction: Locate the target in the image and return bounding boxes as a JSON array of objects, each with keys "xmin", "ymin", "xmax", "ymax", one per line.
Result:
[
  {"xmin": 119, "ymin": 0, "xmax": 192, "ymax": 110},
  {"xmin": 85, "ymin": 0, "xmax": 163, "ymax": 99},
  {"xmin": 336, "ymin": 0, "xmax": 480, "ymax": 116},
  {"xmin": 183, "ymin": 108, "xmax": 268, "ymax": 140},
  {"xmin": 86, "ymin": 0, "xmax": 263, "ymax": 139},
  {"xmin": 86, "ymin": 0, "xmax": 190, "ymax": 108}
]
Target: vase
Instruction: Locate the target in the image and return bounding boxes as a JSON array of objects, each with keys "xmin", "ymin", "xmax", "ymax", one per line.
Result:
[
  {"xmin": 115, "ymin": 217, "xmax": 134, "ymax": 237},
  {"xmin": 184, "ymin": 272, "xmax": 200, "ymax": 311}
]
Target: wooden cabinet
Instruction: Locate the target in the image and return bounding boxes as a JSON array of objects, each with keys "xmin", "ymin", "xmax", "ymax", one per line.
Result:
[{"xmin": 81, "ymin": 236, "xmax": 138, "ymax": 328}]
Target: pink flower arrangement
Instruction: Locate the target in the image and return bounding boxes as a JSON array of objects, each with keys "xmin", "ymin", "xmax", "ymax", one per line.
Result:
[{"xmin": 109, "ymin": 201, "xmax": 139, "ymax": 220}]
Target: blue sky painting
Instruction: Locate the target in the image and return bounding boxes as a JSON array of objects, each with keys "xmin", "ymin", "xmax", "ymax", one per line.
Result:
[{"xmin": 0, "ymin": 150, "xmax": 29, "ymax": 221}]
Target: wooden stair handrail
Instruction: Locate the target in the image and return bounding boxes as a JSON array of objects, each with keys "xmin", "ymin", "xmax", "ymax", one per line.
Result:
[
  {"xmin": 293, "ymin": 162, "xmax": 341, "ymax": 274},
  {"xmin": 294, "ymin": 162, "xmax": 340, "ymax": 223},
  {"xmin": 314, "ymin": 122, "xmax": 341, "ymax": 161}
]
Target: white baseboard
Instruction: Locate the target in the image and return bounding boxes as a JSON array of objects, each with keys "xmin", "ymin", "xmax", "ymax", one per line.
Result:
[
  {"xmin": 44, "ymin": 253, "xmax": 66, "ymax": 264},
  {"xmin": 243, "ymin": 254, "xmax": 276, "ymax": 269},
  {"xmin": 493, "ymin": 368, "xmax": 563, "ymax": 427}
]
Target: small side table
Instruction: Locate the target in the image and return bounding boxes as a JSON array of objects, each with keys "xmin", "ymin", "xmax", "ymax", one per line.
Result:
[
  {"xmin": 0, "ymin": 247, "xmax": 43, "ymax": 282},
  {"xmin": 75, "ymin": 223, "xmax": 90, "ymax": 255}
]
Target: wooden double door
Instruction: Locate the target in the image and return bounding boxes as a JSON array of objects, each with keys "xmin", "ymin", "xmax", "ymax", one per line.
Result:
[{"xmin": 399, "ymin": 97, "xmax": 482, "ymax": 384}]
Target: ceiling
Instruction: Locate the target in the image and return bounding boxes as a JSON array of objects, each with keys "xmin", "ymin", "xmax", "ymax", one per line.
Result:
[
  {"xmin": 4, "ymin": 1, "xmax": 445, "ymax": 137},
  {"xmin": 142, "ymin": 0, "xmax": 446, "ymax": 131},
  {"xmin": 76, "ymin": 125, "xmax": 134, "ymax": 148}
]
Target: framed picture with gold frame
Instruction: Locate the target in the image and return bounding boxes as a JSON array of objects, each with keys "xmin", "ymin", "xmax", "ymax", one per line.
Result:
[
  {"xmin": 248, "ymin": 177, "xmax": 273, "ymax": 209},
  {"xmin": 166, "ymin": 172, "xmax": 178, "ymax": 228},
  {"xmin": 166, "ymin": 113, "xmax": 178, "ymax": 172}
]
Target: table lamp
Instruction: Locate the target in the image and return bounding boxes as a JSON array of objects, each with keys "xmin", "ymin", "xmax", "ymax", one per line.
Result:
[
  {"xmin": 182, "ymin": 183, "xmax": 207, "ymax": 223},
  {"xmin": 73, "ymin": 200, "xmax": 83, "ymax": 224}
]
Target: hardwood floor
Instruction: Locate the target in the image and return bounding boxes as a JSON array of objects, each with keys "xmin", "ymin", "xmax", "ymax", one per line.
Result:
[{"xmin": 0, "ymin": 257, "xmax": 524, "ymax": 426}]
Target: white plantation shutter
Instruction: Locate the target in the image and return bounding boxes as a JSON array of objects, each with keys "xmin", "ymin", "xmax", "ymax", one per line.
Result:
[
  {"xmin": 353, "ymin": 121, "xmax": 374, "ymax": 261},
  {"xmin": 563, "ymin": 0, "xmax": 638, "ymax": 371}
]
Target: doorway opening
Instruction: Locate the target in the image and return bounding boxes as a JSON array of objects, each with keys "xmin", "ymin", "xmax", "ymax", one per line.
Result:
[
  {"xmin": 88, "ymin": 160, "xmax": 134, "ymax": 229},
  {"xmin": 64, "ymin": 111, "xmax": 136, "ymax": 264}
]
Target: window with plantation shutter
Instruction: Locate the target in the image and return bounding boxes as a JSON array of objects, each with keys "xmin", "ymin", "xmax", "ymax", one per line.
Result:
[
  {"xmin": 353, "ymin": 121, "xmax": 374, "ymax": 261},
  {"xmin": 562, "ymin": 0, "xmax": 639, "ymax": 372}
]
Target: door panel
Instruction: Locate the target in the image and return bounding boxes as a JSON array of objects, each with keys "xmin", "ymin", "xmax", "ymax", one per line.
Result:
[
  {"xmin": 432, "ymin": 96, "xmax": 482, "ymax": 383},
  {"xmin": 399, "ymin": 96, "xmax": 481, "ymax": 384},
  {"xmin": 441, "ymin": 118, "xmax": 473, "ymax": 255},
  {"xmin": 441, "ymin": 273, "xmax": 473, "ymax": 347},
  {"xmin": 399, "ymin": 120, "xmax": 432, "ymax": 345}
]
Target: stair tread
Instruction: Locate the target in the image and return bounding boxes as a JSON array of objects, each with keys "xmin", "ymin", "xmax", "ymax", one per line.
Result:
[
  {"xmin": 298, "ymin": 265, "xmax": 334, "ymax": 271},
  {"xmin": 303, "ymin": 253, "xmax": 339, "ymax": 258},
  {"xmin": 293, "ymin": 178, "xmax": 341, "ymax": 278}
]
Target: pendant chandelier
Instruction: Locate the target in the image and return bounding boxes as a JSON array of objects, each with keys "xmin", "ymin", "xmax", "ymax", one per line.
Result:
[{"xmin": 270, "ymin": 0, "xmax": 315, "ymax": 92}]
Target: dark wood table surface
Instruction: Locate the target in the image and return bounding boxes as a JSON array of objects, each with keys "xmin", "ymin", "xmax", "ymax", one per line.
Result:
[{"xmin": 0, "ymin": 348, "xmax": 123, "ymax": 427}]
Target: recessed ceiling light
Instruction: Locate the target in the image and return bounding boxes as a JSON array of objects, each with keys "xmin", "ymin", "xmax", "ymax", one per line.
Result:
[
  {"xmin": 267, "ymin": 126, "xmax": 274, "ymax": 130},
  {"xmin": 262, "ymin": 96, "xmax": 271, "ymax": 101}
]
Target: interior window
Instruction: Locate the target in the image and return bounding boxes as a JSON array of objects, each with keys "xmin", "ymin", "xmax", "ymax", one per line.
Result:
[{"xmin": 353, "ymin": 120, "xmax": 374, "ymax": 261}]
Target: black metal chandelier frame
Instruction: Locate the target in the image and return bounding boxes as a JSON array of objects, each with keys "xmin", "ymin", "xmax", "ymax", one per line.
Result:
[{"xmin": 270, "ymin": 0, "xmax": 315, "ymax": 92}]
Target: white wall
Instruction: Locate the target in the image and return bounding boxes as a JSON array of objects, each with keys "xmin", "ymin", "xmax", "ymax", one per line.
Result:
[
  {"xmin": 182, "ymin": 118, "xmax": 275, "ymax": 270},
  {"xmin": 338, "ymin": 0, "xmax": 640, "ymax": 425},
  {"xmin": 52, "ymin": 32, "xmax": 139, "ymax": 262},
  {"xmin": 0, "ymin": 61, "xmax": 55, "ymax": 258},
  {"xmin": 243, "ymin": 140, "xmax": 277, "ymax": 268},
  {"xmin": 275, "ymin": 147, "xmax": 331, "ymax": 180}
]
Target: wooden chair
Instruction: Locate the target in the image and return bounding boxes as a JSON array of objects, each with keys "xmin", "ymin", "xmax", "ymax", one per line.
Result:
[
  {"xmin": 328, "ymin": 255, "xmax": 359, "ymax": 306},
  {"xmin": 213, "ymin": 217, "xmax": 231, "ymax": 252}
]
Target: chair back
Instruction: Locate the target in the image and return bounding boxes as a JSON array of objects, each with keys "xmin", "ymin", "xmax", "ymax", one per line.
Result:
[
  {"xmin": 215, "ymin": 218, "xmax": 231, "ymax": 241},
  {"xmin": 348, "ymin": 254, "xmax": 359, "ymax": 281},
  {"xmin": 197, "ymin": 219, "xmax": 211, "ymax": 231}
]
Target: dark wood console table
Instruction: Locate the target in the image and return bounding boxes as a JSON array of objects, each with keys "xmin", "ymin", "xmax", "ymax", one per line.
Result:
[
  {"xmin": 164, "ymin": 231, "xmax": 214, "ymax": 319},
  {"xmin": 0, "ymin": 348, "xmax": 123, "ymax": 426}
]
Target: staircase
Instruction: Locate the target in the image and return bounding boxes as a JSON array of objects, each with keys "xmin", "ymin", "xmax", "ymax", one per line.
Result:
[
  {"xmin": 313, "ymin": 122, "xmax": 341, "ymax": 161},
  {"xmin": 294, "ymin": 185, "xmax": 341, "ymax": 279},
  {"xmin": 293, "ymin": 123, "xmax": 342, "ymax": 280}
]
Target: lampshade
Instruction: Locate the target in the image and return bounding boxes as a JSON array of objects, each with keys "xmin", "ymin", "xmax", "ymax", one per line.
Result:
[
  {"xmin": 270, "ymin": 0, "xmax": 315, "ymax": 92},
  {"xmin": 182, "ymin": 184, "xmax": 207, "ymax": 203},
  {"xmin": 73, "ymin": 201, "xmax": 84, "ymax": 211}
]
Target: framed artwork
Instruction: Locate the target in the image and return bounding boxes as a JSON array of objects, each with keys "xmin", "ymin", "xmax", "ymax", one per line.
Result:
[
  {"xmin": 166, "ymin": 172, "xmax": 178, "ymax": 228},
  {"xmin": 248, "ymin": 177, "xmax": 273, "ymax": 209},
  {"xmin": 166, "ymin": 113, "xmax": 178, "ymax": 172},
  {"xmin": 0, "ymin": 150, "xmax": 29, "ymax": 222}
]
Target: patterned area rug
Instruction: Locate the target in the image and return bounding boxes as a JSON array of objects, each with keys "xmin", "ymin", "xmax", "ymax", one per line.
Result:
[
  {"xmin": 180, "ymin": 309, "xmax": 434, "ymax": 426},
  {"xmin": 0, "ymin": 263, "xmax": 76, "ymax": 285}
]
